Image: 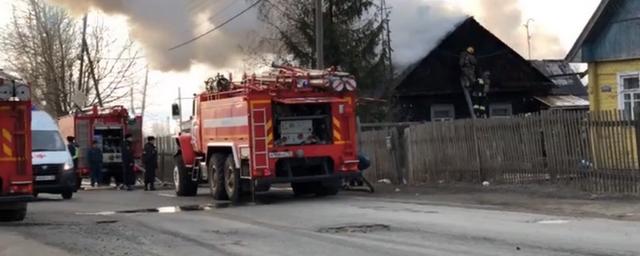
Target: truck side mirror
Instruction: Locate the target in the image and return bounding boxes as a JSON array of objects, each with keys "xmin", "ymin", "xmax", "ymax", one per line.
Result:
[{"xmin": 171, "ymin": 103, "xmax": 180, "ymax": 119}]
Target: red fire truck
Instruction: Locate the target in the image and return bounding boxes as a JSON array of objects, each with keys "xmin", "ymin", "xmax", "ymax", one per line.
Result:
[
  {"xmin": 174, "ymin": 65, "xmax": 361, "ymax": 201},
  {"xmin": 58, "ymin": 106, "xmax": 143, "ymax": 186},
  {"xmin": 0, "ymin": 73, "xmax": 32, "ymax": 222}
]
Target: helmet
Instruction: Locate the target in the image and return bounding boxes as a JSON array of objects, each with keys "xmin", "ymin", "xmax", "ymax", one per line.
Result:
[{"xmin": 466, "ymin": 46, "xmax": 475, "ymax": 54}]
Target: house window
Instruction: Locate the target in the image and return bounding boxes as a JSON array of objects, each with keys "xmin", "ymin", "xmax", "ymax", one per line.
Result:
[
  {"xmin": 431, "ymin": 104, "xmax": 454, "ymax": 122},
  {"xmin": 619, "ymin": 73, "xmax": 640, "ymax": 119},
  {"xmin": 490, "ymin": 103, "xmax": 512, "ymax": 118}
]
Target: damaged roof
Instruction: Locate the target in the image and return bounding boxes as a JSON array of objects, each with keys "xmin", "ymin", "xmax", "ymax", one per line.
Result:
[
  {"xmin": 530, "ymin": 60, "xmax": 587, "ymax": 97},
  {"xmin": 535, "ymin": 95, "xmax": 589, "ymax": 110},
  {"xmin": 386, "ymin": 17, "xmax": 553, "ymax": 97}
]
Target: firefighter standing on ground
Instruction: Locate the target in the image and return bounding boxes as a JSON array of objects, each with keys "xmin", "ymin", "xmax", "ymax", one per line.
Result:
[
  {"xmin": 67, "ymin": 136, "xmax": 79, "ymax": 168},
  {"xmin": 143, "ymin": 136, "xmax": 158, "ymax": 191},
  {"xmin": 87, "ymin": 140, "xmax": 103, "ymax": 187},
  {"xmin": 121, "ymin": 134, "xmax": 135, "ymax": 191},
  {"xmin": 67, "ymin": 136, "xmax": 79, "ymax": 187}
]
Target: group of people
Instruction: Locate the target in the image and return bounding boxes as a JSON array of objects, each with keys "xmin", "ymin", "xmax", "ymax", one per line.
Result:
[{"xmin": 66, "ymin": 135, "xmax": 159, "ymax": 191}]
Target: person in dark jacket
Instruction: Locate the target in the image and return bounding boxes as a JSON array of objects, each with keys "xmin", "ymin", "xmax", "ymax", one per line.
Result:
[
  {"xmin": 121, "ymin": 134, "xmax": 135, "ymax": 191},
  {"xmin": 67, "ymin": 136, "xmax": 80, "ymax": 188},
  {"xmin": 143, "ymin": 136, "xmax": 158, "ymax": 191},
  {"xmin": 67, "ymin": 136, "xmax": 78, "ymax": 167},
  {"xmin": 87, "ymin": 140, "xmax": 103, "ymax": 187}
]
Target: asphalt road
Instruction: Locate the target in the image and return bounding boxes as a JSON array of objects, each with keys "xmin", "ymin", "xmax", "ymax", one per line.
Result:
[{"xmin": 1, "ymin": 187, "xmax": 639, "ymax": 256}]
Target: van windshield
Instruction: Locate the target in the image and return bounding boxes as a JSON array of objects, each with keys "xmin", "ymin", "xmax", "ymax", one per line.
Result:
[{"xmin": 32, "ymin": 131, "xmax": 66, "ymax": 152}]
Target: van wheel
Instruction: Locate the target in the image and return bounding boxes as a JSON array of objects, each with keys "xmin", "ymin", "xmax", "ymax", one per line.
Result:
[
  {"xmin": 0, "ymin": 203, "xmax": 27, "ymax": 222},
  {"xmin": 208, "ymin": 153, "xmax": 228, "ymax": 200},
  {"xmin": 223, "ymin": 156, "xmax": 240, "ymax": 203},
  {"xmin": 62, "ymin": 191, "xmax": 73, "ymax": 200},
  {"xmin": 174, "ymin": 155, "xmax": 198, "ymax": 197}
]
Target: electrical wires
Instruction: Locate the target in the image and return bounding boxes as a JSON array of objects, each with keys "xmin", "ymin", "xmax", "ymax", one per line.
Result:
[{"xmin": 168, "ymin": 0, "xmax": 264, "ymax": 51}]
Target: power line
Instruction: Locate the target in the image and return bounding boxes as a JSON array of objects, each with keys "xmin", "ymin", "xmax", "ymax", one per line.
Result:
[
  {"xmin": 97, "ymin": 56, "xmax": 146, "ymax": 61},
  {"xmin": 207, "ymin": 0, "xmax": 242, "ymax": 24},
  {"xmin": 168, "ymin": 0, "xmax": 264, "ymax": 51}
]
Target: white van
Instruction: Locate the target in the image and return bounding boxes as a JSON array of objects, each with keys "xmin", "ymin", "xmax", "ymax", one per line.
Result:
[{"xmin": 32, "ymin": 110, "xmax": 76, "ymax": 199}]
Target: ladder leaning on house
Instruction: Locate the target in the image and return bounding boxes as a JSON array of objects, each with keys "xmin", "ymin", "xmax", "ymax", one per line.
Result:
[{"xmin": 462, "ymin": 85, "xmax": 477, "ymax": 120}]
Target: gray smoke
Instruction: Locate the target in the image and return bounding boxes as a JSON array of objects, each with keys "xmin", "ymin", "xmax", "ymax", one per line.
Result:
[
  {"xmin": 388, "ymin": 0, "xmax": 466, "ymax": 68},
  {"xmin": 475, "ymin": 0, "xmax": 565, "ymax": 60},
  {"xmin": 48, "ymin": 0, "xmax": 564, "ymax": 72},
  {"xmin": 47, "ymin": 0, "xmax": 264, "ymax": 71},
  {"xmin": 388, "ymin": 0, "xmax": 566, "ymax": 68}
]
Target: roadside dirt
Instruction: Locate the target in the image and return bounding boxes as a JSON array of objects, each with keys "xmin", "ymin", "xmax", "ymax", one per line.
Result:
[{"xmin": 345, "ymin": 183, "xmax": 640, "ymax": 221}]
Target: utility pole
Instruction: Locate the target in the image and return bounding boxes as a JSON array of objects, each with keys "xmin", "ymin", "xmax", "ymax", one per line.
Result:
[
  {"xmin": 524, "ymin": 18, "xmax": 534, "ymax": 60},
  {"xmin": 380, "ymin": 0, "xmax": 393, "ymax": 80},
  {"xmin": 178, "ymin": 87, "xmax": 182, "ymax": 132},
  {"xmin": 73, "ymin": 14, "xmax": 88, "ymax": 110},
  {"xmin": 77, "ymin": 14, "xmax": 87, "ymax": 92},
  {"xmin": 141, "ymin": 65, "xmax": 149, "ymax": 117},
  {"xmin": 84, "ymin": 43, "xmax": 103, "ymax": 107},
  {"xmin": 314, "ymin": 0, "xmax": 324, "ymax": 69},
  {"xmin": 130, "ymin": 86, "xmax": 135, "ymax": 115}
]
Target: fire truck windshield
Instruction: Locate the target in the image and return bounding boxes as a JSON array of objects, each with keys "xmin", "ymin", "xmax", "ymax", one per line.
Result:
[{"xmin": 32, "ymin": 131, "xmax": 66, "ymax": 152}]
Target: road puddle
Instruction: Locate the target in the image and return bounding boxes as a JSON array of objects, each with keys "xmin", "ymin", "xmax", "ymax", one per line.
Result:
[
  {"xmin": 76, "ymin": 203, "xmax": 232, "ymax": 216},
  {"xmin": 318, "ymin": 224, "xmax": 391, "ymax": 234},
  {"xmin": 527, "ymin": 219, "xmax": 571, "ymax": 224}
]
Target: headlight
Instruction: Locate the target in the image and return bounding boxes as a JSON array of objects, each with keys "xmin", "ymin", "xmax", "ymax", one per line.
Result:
[{"xmin": 63, "ymin": 162, "xmax": 74, "ymax": 171}]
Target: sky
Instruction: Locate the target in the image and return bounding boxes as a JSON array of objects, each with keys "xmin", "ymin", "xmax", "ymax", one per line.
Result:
[{"xmin": 0, "ymin": 0, "xmax": 601, "ymax": 133}]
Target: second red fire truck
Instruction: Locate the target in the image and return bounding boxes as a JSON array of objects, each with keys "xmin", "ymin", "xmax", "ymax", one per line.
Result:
[
  {"xmin": 58, "ymin": 106, "xmax": 143, "ymax": 186},
  {"xmin": 174, "ymin": 65, "xmax": 361, "ymax": 201}
]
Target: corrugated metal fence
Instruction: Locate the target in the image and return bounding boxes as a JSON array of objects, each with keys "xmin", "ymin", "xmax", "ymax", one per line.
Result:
[{"xmin": 155, "ymin": 136, "xmax": 178, "ymax": 184}]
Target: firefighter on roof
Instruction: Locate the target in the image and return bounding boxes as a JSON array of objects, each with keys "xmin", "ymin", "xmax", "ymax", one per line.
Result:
[{"xmin": 459, "ymin": 46, "xmax": 477, "ymax": 89}]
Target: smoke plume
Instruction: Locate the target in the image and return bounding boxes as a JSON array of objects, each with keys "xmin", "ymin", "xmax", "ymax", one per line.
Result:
[
  {"xmin": 474, "ymin": 0, "xmax": 565, "ymax": 60},
  {"xmin": 388, "ymin": 0, "xmax": 566, "ymax": 68},
  {"xmin": 47, "ymin": 0, "xmax": 264, "ymax": 71},
  {"xmin": 48, "ymin": 0, "xmax": 565, "ymax": 72}
]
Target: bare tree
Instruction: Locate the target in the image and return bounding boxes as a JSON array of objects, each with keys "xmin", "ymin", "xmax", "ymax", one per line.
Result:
[
  {"xmin": 0, "ymin": 0, "xmax": 142, "ymax": 117},
  {"xmin": 80, "ymin": 15, "xmax": 142, "ymax": 109},
  {"xmin": 0, "ymin": 0, "xmax": 77, "ymax": 116}
]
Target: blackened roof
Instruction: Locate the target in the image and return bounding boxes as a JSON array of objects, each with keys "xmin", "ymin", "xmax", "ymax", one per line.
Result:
[{"xmin": 530, "ymin": 60, "xmax": 588, "ymax": 97}]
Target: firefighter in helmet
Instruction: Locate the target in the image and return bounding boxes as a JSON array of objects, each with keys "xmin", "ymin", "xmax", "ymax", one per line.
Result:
[
  {"xmin": 67, "ymin": 136, "xmax": 80, "ymax": 188},
  {"xmin": 459, "ymin": 46, "xmax": 477, "ymax": 89}
]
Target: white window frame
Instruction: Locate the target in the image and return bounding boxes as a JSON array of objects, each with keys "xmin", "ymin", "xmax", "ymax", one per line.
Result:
[
  {"xmin": 489, "ymin": 103, "xmax": 513, "ymax": 118},
  {"xmin": 430, "ymin": 104, "xmax": 455, "ymax": 122},
  {"xmin": 618, "ymin": 72, "xmax": 640, "ymax": 119}
]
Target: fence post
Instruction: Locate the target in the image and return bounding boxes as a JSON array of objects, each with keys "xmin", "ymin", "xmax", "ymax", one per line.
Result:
[
  {"xmin": 634, "ymin": 109, "xmax": 640, "ymax": 169},
  {"xmin": 472, "ymin": 119, "xmax": 484, "ymax": 182}
]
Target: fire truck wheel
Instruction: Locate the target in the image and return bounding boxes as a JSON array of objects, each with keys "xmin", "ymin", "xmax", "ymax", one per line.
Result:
[
  {"xmin": 174, "ymin": 155, "xmax": 198, "ymax": 197},
  {"xmin": 223, "ymin": 156, "xmax": 240, "ymax": 203},
  {"xmin": 317, "ymin": 185, "xmax": 339, "ymax": 196},
  {"xmin": 0, "ymin": 203, "xmax": 27, "ymax": 222},
  {"xmin": 291, "ymin": 182, "xmax": 314, "ymax": 196},
  {"xmin": 208, "ymin": 153, "xmax": 228, "ymax": 200},
  {"xmin": 314, "ymin": 181, "xmax": 340, "ymax": 196}
]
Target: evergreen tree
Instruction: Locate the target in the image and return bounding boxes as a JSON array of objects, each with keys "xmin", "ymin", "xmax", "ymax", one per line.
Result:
[{"xmin": 257, "ymin": 0, "xmax": 392, "ymax": 106}]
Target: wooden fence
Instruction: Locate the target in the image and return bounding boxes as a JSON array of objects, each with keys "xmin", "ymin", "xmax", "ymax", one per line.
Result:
[
  {"xmin": 154, "ymin": 110, "xmax": 640, "ymax": 195},
  {"xmin": 360, "ymin": 110, "xmax": 640, "ymax": 195}
]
